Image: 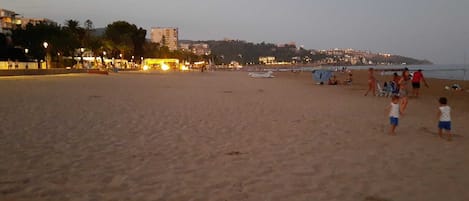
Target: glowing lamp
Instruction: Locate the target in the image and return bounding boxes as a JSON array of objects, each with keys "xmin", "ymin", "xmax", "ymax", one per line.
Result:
[
  {"xmin": 161, "ymin": 64, "xmax": 170, "ymax": 71},
  {"xmin": 180, "ymin": 65, "xmax": 189, "ymax": 71}
]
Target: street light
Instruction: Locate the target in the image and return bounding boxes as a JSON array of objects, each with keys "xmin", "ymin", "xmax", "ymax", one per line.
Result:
[
  {"xmin": 43, "ymin": 42, "xmax": 49, "ymax": 69},
  {"xmin": 80, "ymin": 48, "xmax": 85, "ymax": 68},
  {"xmin": 24, "ymin": 48, "xmax": 30, "ymax": 69},
  {"xmin": 118, "ymin": 54, "xmax": 123, "ymax": 68},
  {"xmin": 56, "ymin": 52, "xmax": 61, "ymax": 68},
  {"xmin": 102, "ymin": 51, "xmax": 107, "ymax": 67}
]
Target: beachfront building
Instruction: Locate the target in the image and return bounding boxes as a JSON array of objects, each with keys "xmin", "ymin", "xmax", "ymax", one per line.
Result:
[
  {"xmin": 1, "ymin": 8, "xmax": 55, "ymax": 34},
  {"xmin": 180, "ymin": 43, "xmax": 211, "ymax": 56},
  {"xmin": 191, "ymin": 43, "xmax": 210, "ymax": 56},
  {"xmin": 19, "ymin": 18, "xmax": 55, "ymax": 28},
  {"xmin": 0, "ymin": 8, "xmax": 21, "ymax": 34},
  {"xmin": 259, "ymin": 56, "xmax": 276, "ymax": 65},
  {"xmin": 150, "ymin": 27, "xmax": 179, "ymax": 51}
]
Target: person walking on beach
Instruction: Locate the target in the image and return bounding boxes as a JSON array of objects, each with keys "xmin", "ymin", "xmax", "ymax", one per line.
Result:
[
  {"xmin": 398, "ymin": 68, "xmax": 411, "ymax": 112},
  {"xmin": 437, "ymin": 97, "xmax": 452, "ymax": 141},
  {"xmin": 386, "ymin": 95, "xmax": 401, "ymax": 135},
  {"xmin": 364, "ymin": 68, "xmax": 376, "ymax": 96},
  {"xmin": 392, "ymin": 73, "xmax": 401, "ymax": 87},
  {"xmin": 411, "ymin": 69, "xmax": 429, "ymax": 97}
]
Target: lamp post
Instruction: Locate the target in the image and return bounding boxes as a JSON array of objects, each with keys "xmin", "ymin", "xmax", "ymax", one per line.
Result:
[
  {"xmin": 24, "ymin": 49, "xmax": 29, "ymax": 69},
  {"xmin": 57, "ymin": 52, "xmax": 61, "ymax": 68},
  {"xmin": 80, "ymin": 48, "xmax": 85, "ymax": 68},
  {"xmin": 119, "ymin": 53, "xmax": 123, "ymax": 68},
  {"xmin": 102, "ymin": 51, "xmax": 107, "ymax": 67},
  {"xmin": 43, "ymin": 42, "xmax": 49, "ymax": 69}
]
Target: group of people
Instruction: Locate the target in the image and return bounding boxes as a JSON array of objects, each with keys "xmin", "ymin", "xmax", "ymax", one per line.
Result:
[
  {"xmin": 365, "ymin": 68, "xmax": 429, "ymax": 110},
  {"xmin": 364, "ymin": 67, "xmax": 452, "ymax": 141},
  {"xmin": 327, "ymin": 71, "xmax": 353, "ymax": 85}
]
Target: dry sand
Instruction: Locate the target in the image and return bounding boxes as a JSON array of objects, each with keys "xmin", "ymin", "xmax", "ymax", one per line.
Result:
[{"xmin": 0, "ymin": 70, "xmax": 468, "ymax": 201}]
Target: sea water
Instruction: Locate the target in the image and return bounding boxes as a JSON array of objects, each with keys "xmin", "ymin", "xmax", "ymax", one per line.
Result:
[
  {"xmin": 260, "ymin": 64, "xmax": 469, "ymax": 81},
  {"xmin": 341, "ymin": 64, "xmax": 469, "ymax": 81}
]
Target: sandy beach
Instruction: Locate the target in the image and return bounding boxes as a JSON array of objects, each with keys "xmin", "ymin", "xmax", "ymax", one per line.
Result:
[{"xmin": 1, "ymin": 70, "xmax": 468, "ymax": 201}]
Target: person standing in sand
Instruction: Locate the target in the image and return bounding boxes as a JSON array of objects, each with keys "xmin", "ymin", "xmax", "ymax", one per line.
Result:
[
  {"xmin": 411, "ymin": 69, "xmax": 429, "ymax": 97},
  {"xmin": 398, "ymin": 69, "xmax": 411, "ymax": 112},
  {"xmin": 386, "ymin": 95, "xmax": 401, "ymax": 135},
  {"xmin": 437, "ymin": 97, "xmax": 452, "ymax": 141},
  {"xmin": 392, "ymin": 73, "xmax": 401, "ymax": 87},
  {"xmin": 364, "ymin": 68, "xmax": 376, "ymax": 96}
]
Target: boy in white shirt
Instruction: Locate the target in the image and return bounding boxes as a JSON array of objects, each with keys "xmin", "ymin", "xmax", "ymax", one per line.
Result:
[
  {"xmin": 437, "ymin": 97, "xmax": 452, "ymax": 141},
  {"xmin": 386, "ymin": 95, "xmax": 402, "ymax": 135}
]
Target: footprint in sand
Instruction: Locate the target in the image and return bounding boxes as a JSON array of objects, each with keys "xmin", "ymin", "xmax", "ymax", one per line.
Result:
[
  {"xmin": 419, "ymin": 127, "xmax": 463, "ymax": 138},
  {"xmin": 225, "ymin": 151, "xmax": 244, "ymax": 156},
  {"xmin": 364, "ymin": 195, "xmax": 392, "ymax": 201}
]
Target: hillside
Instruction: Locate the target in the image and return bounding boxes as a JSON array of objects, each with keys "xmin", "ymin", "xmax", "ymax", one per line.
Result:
[{"xmin": 180, "ymin": 39, "xmax": 432, "ymax": 66}]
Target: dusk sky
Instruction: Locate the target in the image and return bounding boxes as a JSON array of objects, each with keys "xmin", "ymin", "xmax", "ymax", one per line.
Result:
[{"xmin": 2, "ymin": 0, "xmax": 469, "ymax": 64}]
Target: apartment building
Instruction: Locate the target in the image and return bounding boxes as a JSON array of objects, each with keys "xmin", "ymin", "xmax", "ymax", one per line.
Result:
[
  {"xmin": 1, "ymin": 8, "xmax": 55, "ymax": 34},
  {"xmin": 150, "ymin": 27, "xmax": 178, "ymax": 51},
  {"xmin": 0, "ymin": 8, "xmax": 20, "ymax": 33}
]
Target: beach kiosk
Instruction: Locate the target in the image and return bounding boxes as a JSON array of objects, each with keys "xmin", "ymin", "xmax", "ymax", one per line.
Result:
[{"xmin": 142, "ymin": 58, "xmax": 180, "ymax": 71}]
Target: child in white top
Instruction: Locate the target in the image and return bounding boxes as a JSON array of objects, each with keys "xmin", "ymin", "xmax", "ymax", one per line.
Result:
[
  {"xmin": 386, "ymin": 95, "xmax": 401, "ymax": 135},
  {"xmin": 437, "ymin": 97, "xmax": 452, "ymax": 141}
]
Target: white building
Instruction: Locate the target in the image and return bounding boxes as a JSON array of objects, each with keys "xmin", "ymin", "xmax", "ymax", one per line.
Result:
[
  {"xmin": 259, "ymin": 56, "xmax": 276, "ymax": 65},
  {"xmin": 150, "ymin": 27, "xmax": 178, "ymax": 51}
]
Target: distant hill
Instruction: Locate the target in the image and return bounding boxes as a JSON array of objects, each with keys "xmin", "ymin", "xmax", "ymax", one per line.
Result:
[{"xmin": 180, "ymin": 39, "xmax": 432, "ymax": 65}]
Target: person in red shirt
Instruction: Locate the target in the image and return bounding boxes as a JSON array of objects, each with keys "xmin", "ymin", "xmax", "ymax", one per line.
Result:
[{"xmin": 411, "ymin": 69, "xmax": 429, "ymax": 97}]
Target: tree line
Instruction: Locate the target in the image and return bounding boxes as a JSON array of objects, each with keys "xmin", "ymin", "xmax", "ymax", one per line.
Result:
[{"xmin": 0, "ymin": 19, "xmax": 204, "ymax": 67}]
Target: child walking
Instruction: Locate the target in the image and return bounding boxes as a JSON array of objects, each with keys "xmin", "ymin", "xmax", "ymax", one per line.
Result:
[
  {"xmin": 437, "ymin": 97, "xmax": 452, "ymax": 141},
  {"xmin": 386, "ymin": 95, "xmax": 401, "ymax": 135}
]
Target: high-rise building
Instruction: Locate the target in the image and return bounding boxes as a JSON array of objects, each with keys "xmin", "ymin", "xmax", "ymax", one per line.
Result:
[{"xmin": 150, "ymin": 27, "xmax": 178, "ymax": 51}]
